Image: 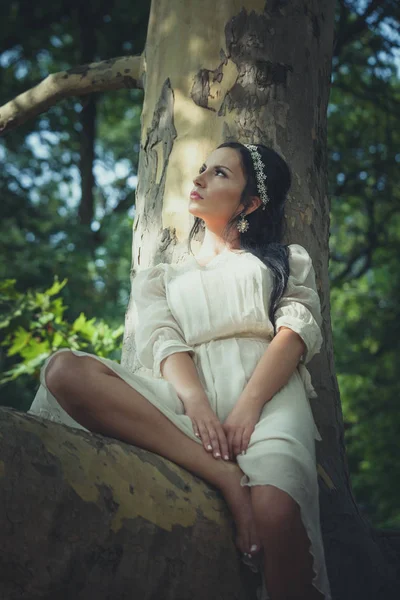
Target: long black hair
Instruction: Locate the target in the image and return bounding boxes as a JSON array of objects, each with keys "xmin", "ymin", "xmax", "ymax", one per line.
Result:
[{"xmin": 187, "ymin": 142, "xmax": 291, "ymax": 335}]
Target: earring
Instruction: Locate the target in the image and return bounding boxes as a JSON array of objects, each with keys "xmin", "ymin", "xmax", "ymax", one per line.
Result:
[{"xmin": 237, "ymin": 212, "xmax": 249, "ymax": 233}]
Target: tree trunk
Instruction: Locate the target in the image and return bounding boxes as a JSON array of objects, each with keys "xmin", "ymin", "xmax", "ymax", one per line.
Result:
[
  {"xmin": 0, "ymin": 407, "xmax": 258, "ymax": 600},
  {"xmin": 120, "ymin": 1, "xmax": 399, "ymax": 599},
  {"xmin": 78, "ymin": 94, "xmax": 97, "ymax": 228}
]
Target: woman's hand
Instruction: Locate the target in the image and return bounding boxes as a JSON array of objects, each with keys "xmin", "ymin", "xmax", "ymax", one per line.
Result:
[
  {"xmin": 222, "ymin": 403, "xmax": 262, "ymax": 460},
  {"xmin": 184, "ymin": 401, "xmax": 230, "ymax": 461}
]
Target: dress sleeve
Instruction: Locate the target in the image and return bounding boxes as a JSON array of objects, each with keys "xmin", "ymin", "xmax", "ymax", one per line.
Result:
[
  {"xmin": 131, "ymin": 263, "xmax": 194, "ymax": 378},
  {"xmin": 274, "ymin": 244, "xmax": 323, "ymax": 365}
]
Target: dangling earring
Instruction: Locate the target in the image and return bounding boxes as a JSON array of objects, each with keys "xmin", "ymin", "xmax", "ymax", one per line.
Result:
[
  {"xmin": 237, "ymin": 212, "xmax": 249, "ymax": 233},
  {"xmin": 200, "ymin": 219, "xmax": 206, "ymax": 230}
]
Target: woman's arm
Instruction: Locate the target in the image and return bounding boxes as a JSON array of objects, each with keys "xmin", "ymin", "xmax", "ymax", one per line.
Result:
[
  {"xmin": 235, "ymin": 327, "xmax": 305, "ymax": 414},
  {"xmin": 160, "ymin": 352, "xmax": 209, "ymax": 407},
  {"xmin": 161, "ymin": 352, "xmax": 230, "ymax": 460},
  {"xmin": 160, "ymin": 327, "xmax": 305, "ymax": 412},
  {"xmin": 132, "ymin": 264, "xmax": 195, "ymax": 379},
  {"xmin": 222, "ymin": 327, "xmax": 305, "ymax": 458}
]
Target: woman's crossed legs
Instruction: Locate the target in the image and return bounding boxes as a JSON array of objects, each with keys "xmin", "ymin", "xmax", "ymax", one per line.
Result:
[{"xmin": 43, "ymin": 350, "xmax": 323, "ymax": 600}]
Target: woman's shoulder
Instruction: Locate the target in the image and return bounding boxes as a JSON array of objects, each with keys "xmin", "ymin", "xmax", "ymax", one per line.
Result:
[
  {"xmin": 286, "ymin": 243, "xmax": 313, "ymax": 264},
  {"xmin": 133, "ymin": 262, "xmax": 167, "ymax": 277},
  {"xmin": 287, "ymin": 243, "xmax": 311, "ymax": 257},
  {"xmin": 286, "ymin": 243, "xmax": 314, "ymax": 281},
  {"xmin": 133, "ymin": 259, "xmax": 197, "ymax": 283},
  {"xmin": 131, "ymin": 262, "xmax": 168, "ymax": 292}
]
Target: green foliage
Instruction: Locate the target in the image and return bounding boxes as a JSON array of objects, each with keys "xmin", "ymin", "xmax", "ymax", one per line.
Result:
[
  {"xmin": 0, "ymin": 276, "xmax": 123, "ymax": 388},
  {"xmin": 0, "ymin": 1, "xmax": 148, "ymax": 328},
  {"xmin": 0, "ymin": 1, "xmax": 148, "ymax": 413},
  {"xmin": 329, "ymin": 1, "xmax": 400, "ymax": 528}
]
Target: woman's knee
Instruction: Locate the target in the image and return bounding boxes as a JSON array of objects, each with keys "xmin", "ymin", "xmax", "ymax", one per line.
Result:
[
  {"xmin": 44, "ymin": 349, "xmax": 82, "ymax": 393},
  {"xmin": 251, "ymin": 485, "xmax": 300, "ymax": 536}
]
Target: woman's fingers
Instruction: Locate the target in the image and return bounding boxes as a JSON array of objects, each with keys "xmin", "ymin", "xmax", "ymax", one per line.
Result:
[
  {"xmin": 198, "ymin": 421, "xmax": 220, "ymax": 457},
  {"xmin": 207, "ymin": 425, "xmax": 223, "ymax": 458},
  {"xmin": 224, "ymin": 426, "xmax": 254, "ymax": 458},
  {"xmin": 192, "ymin": 418, "xmax": 200, "ymax": 438},
  {"xmin": 224, "ymin": 426, "xmax": 248, "ymax": 460},
  {"xmin": 225, "ymin": 430, "xmax": 235, "ymax": 461},
  {"xmin": 232, "ymin": 429, "xmax": 244, "ymax": 458},
  {"xmin": 215, "ymin": 424, "xmax": 230, "ymax": 461},
  {"xmin": 240, "ymin": 428, "xmax": 252, "ymax": 455},
  {"xmin": 191, "ymin": 414, "xmax": 232, "ymax": 461},
  {"xmin": 197, "ymin": 421, "xmax": 213, "ymax": 453},
  {"xmin": 196, "ymin": 419, "xmax": 230, "ymax": 459}
]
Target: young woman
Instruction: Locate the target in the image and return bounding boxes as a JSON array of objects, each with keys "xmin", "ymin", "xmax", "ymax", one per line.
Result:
[{"xmin": 29, "ymin": 142, "xmax": 331, "ymax": 600}]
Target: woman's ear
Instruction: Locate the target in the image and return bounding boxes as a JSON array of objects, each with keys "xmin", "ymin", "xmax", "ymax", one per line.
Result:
[{"xmin": 248, "ymin": 195, "xmax": 262, "ymax": 214}]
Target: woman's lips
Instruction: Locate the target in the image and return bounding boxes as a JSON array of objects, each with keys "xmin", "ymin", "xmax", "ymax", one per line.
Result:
[{"xmin": 190, "ymin": 191, "xmax": 203, "ymax": 199}]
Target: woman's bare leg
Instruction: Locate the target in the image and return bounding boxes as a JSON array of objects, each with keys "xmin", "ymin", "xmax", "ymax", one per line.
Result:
[
  {"xmin": 251, "ymin": 485, "xmax": 325, "ymax": 600},
  {"xmin": 44, "ymin": 351, "xmax": 261, "ymax": 556}
]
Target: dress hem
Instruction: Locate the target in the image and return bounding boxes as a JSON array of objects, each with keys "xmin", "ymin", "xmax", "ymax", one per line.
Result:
[{"xmin": 240, "ymin": 479, "xmax": 331, "ymax": 600}]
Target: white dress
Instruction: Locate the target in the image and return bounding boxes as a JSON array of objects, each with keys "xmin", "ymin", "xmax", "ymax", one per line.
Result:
[{"xmin": 28, "ymin": 243, "xmax": 331, "ymax": 600}]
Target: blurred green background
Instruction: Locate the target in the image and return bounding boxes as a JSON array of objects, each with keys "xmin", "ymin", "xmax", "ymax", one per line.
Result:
[{"xmin": 1, "ymin": 0, "xmax": 399, "ymax": 530}]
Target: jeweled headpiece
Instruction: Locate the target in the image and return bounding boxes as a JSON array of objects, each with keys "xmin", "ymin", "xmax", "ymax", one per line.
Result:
[{"xmin": 243, "ymin": 144, "xmax": 271, "ymax": 210}]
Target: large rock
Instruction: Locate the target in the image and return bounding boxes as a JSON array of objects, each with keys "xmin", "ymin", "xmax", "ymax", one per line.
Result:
[{"xmin": 0, "ymin": 407, "xmax": 259, "ymax": 600}]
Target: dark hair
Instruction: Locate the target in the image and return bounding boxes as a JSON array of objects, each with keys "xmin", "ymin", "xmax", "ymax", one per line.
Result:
[{"xmin": 187, "ymin": 142, "xmax": 291, "ymax": 335}]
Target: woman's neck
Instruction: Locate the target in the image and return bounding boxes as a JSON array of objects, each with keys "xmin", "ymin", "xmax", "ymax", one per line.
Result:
[{"xmin": 196, "ymin": 229, "xmax": 241, "ymax": 258}]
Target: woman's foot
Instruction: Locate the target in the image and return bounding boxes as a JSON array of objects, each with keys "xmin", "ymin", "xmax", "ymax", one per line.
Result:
[{"xmin": 217, "ymin": 462, "xmax": 262, "ymax": 558}]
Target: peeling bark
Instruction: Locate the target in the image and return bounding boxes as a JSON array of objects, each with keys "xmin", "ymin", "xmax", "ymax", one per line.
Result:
[
  {"xmin": 122, "ymin": 78, "xmax": 178, "ymax": 367},
  {"xmin": 0, "ymin": 408, "xmax": 259, "ymax": 600}
]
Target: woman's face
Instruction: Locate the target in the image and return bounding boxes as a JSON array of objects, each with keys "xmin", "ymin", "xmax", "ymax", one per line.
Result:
[{"xmin": 189, "ymin": 147, "xmax": 247, "ymax": 229}]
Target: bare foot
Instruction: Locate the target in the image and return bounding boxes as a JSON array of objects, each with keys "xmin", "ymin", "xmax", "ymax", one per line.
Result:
[{"xmin": 217, "ymin": 462, "xmax": 262, "ymax": 558}]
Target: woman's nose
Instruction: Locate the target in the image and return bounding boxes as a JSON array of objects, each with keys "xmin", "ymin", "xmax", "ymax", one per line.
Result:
[{"xmin": 193, "ymin": 172, "xmax": 205, "ymax": 186}]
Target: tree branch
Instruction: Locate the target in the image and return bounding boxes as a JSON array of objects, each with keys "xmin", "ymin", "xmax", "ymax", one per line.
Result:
[{"xmin": 0, "ymin": 54, "xmax": 144, "ymax": 135}]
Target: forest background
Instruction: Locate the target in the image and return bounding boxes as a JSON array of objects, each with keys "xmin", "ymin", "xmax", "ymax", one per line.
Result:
[{"xmin": 0, "ymin": 0, "xmax": 399, "ymax": 532}]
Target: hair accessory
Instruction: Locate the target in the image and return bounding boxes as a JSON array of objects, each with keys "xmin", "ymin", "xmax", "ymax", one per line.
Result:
[{"xmin": 243, "ymin": 143, "xmax": 271, "ymax": 210}]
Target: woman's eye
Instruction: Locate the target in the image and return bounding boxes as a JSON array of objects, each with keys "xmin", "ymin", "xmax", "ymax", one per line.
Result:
[{"xmin": 198, "ymin": 167, "xmax": 226, "ymax": 176}]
